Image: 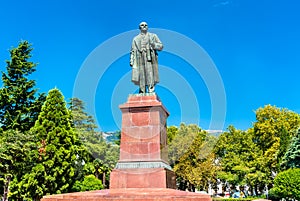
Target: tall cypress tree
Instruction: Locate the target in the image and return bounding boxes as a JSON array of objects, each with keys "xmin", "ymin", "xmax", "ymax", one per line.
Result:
[
  {"xmin": 0, "ymin": 40, "xmax": 45, "ymax": 132},
  {"xmin": 14, "ymin": 88, "xmax": 84, "ymax": 200}
]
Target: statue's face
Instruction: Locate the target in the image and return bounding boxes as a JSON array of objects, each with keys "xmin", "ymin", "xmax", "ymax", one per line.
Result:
[{"xmin": 139, "ymin": 22, "xmax": 148, "ymax": 32}]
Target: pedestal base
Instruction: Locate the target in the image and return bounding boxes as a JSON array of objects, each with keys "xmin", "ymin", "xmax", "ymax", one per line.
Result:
[
  {"xmin": 110, "ymin": 167, "xmax": 176, "ymax": 189},
  {"xmin": 41, "ymin": 188, "xmax": 211, "ymax": 201}
]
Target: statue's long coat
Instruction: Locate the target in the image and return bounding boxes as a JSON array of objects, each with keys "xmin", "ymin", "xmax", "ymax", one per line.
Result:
[{"xmin": 130, "ymin": 32, "xmax": 163, "ymax": 86}]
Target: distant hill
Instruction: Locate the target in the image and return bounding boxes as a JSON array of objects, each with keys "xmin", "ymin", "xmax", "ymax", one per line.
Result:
[
  {"xmin": 102, "ymin": 131, "xmax": 120, "ymax": 143},
  {"xmin": 206, "ymin": 130, "xmax": 223, "ymax": 137},
  {"xmin": 102, "ymin": 129, "xmax": 223, "ymax": 144}
]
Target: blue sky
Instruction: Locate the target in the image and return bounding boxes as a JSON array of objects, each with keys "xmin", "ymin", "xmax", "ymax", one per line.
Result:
[{"xmin": 0, "ymin": 0, "xmax": 300, "ymax": 132}]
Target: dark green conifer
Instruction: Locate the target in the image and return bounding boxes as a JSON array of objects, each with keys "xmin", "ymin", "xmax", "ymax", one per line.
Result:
[
  {"xmin": 281, "ymin": 128, "xmax": 300, "ymax": 169},
  {"xmin": 0, "ymin": 41, "xmax": 45, "ymax": 132},
  {"xmin": 68, "ymin": 97, "xmax": 119, "ymax": 188},
  {"xmin": 15, "ymin": 89, "xmax": 83, "ymax": 200}
]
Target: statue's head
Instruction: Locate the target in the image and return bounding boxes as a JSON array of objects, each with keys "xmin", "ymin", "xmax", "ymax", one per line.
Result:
[{"xmin": 139, "ymin": 22, "xmax": 148, "ymax": 32}]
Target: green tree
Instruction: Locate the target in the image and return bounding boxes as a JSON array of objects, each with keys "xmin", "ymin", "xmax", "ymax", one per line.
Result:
[
  {"xmin": 69, "ymin": 98, "xmax": 98, "ymax": 140},
  {"xmin": 215, "ymin": 126, "xmax": 251, "ymax": 185},
  {"xmin": 0, "ymin": 41, "xmax": 45, "ymax": 132},
  {"xmin": 168, "ymin": 124, "xmax": 218, "ymax": 191},
  {"xmin": 11, "ymin": 89, "xmax": 84, "ymax": 200},
  {"xmin": 253, "ymin": 105, "xmax": 300, "ymax": 185},
  {"xmin": 167, "ymin": 125, "xmax": 178, "ymax": 144},
  {"xmin": 0, "ymin": 129, "xmax": 37, "ymax": 201},
  {"xmin": 114, "ymin": 131, "xmax": 121, "ymax": 146},
  {"xmin": 72, "ymin": 174, "xmax": 103, "ymax": 192},
  {"xmin": 271, "ymin": 168, "xmax": 300, "ymax": 200},
  {"xmin": 214, "ymin": 126, "xmax": 264, "ymax": 194},
  {"xmin": 281, "ymin": 128, "xmax": 300, "ymax": 169},
  {"xmin": 68, "ymin": 97, "xmax": 119, "ymax": 188}
]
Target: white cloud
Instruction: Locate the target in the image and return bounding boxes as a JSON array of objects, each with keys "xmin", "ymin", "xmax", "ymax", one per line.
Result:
[{"xmin": 213, "ymin": 1, "xmax": 231, "ymax": 7}]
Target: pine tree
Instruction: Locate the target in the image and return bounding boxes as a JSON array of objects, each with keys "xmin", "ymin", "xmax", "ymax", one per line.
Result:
[
  {"xmin": 0, "ymin": 40, "xmax": 45, "ymax": 132},
  {"xmin": 13, "ymin": 89, "xmax": 84, "ymax": 200},
  {"xmin": 68, "ymin": 97, "xmax": 119, "ymax": 188},
  {"xmin": 281, "ymin": 128, "xmax": 300, "ymax": 169},
  {"xmin": 69, "ymin": 98, "xmax": 99, "ymax": 142}
]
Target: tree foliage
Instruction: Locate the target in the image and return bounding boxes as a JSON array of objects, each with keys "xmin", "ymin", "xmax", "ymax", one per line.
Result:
[
  {"xmin": 213, "ymin": 105, "xmax": 300, "ymax": 195},
  {"xmin": 254, "ymin": 105, "xmax": 300, "ymax": 160},
  {"xmin": 72, "ymin": 174, "xmax": 103, "ymax": 192},
  {"xmin": 167, "ymin": 125, "xmax": 178, "ymax": 144},
  {"xmin": 69, "ymin": 98, "xmax": 98, "ymax": 139},
  {"xmin": 0, "ymin": 129, "xmax": 37, "ymax": 201},
  {"xmin": 0, "ymin": 41, "xmax": 45, "ymax": 201},
  {"xmin": 281, "ymin": 128, "xmax": 300, "ymax": 169},
  {"xmin": 69, "ymin": 98, "xmax": 119, "ymax": 188},
  {"xmin": 214, "ymin": 126, "xmax": 267, "ymax": 194},
  {"xmin": 252, "ymin": 105, "xmax": 300, "ymax": 185},
  {"xmin": 0, "ymin": 41, "xmax": 45, "ymax": 132},
  {"xmin": 271, "ymin": 168, "xmax": 300, "ymax": 200},
  {"xmin": 10, "ymin": 89, "xmax": 84, "ymax": 200},
  {"xmin": 168, "ymin": 123, "xmax": 219, "ymax": 191}
]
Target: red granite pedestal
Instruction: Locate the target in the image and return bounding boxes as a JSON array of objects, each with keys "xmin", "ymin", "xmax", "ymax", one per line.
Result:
[
  {"xmin": 41, "ymin": 93, "xmax": 211, "ymax": 201},
  {"xmin": 110, "ymin": 93, "xmax": 176, "ymax": 189}
]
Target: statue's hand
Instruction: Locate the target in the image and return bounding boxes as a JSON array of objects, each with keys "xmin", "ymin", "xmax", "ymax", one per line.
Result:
[
  {"xmin": 151, "ymin": 42, "xmax": 163, "ymax": 51},
  {"xmin": 150, "ymin": 42, "xmax": 155, "ymax": 49}
]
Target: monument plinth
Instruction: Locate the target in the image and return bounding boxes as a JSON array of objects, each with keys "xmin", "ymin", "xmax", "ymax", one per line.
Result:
[
  {"xmin": 118, "ymin": 93, "xmax": 169, "ymax": 162},
  {"xmin": 110, "ymin": 93, "xmax": 176, "ymax": 189}
]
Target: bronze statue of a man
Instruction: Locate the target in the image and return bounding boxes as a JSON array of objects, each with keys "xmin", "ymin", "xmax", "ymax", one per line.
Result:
[{"xmin": 130, "ymin": 22, "xmax": 163, "ymax": 93}]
